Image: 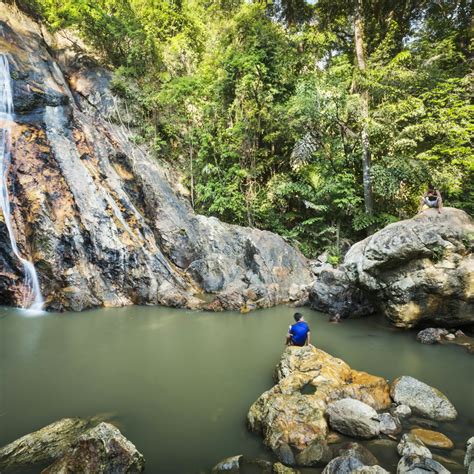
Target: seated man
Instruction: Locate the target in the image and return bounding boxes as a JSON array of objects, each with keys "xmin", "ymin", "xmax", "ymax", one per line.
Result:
[
  {"xmin": 286, "ymin": 312, "xmax": 311, "ymax": 346},
  {"xmin": 418, "ymin": 184, "xmax": 442, "ymax": 214}
]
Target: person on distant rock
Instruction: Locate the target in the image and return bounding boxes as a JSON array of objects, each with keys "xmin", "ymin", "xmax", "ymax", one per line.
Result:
[
  {"xmin": 418, "ymin": 184, "xmax": 443, "ymax": 214},
  {"xmin": 286, "ymin": 312, "xmax": 311, "ymax": 346}
]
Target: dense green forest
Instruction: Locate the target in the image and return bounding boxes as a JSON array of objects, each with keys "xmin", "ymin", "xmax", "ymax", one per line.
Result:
[{"xmin": 15, "ymin": 0, "xmax": 474, "ymax": 258}]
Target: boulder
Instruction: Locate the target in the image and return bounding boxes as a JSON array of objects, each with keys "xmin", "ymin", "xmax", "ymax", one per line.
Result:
[
  {"xmin": 248, "ymin": 346, "xmax": 390, "ymax": 464},
  {"xmin": 294, "ymin": 441, "xmax": 332, "ymax": 466},
  {"xmin": 417, "ymin": 328, "xmax": 449, "ymax": 344},
  {"xmin": 0, "ymin": 418, "xmax": 92, "ymax": 469},
  {"xmin": 322, "ymin": 456, "xmax": 365, "ymax": 474},
  {"xmin": 379, "ymin": 413, "xmax": 402, "ymax": 436},
  {"xmin": 397, "ymin": 455, "xmax": 450, "ymax": 473},
  {"xmin": 42, "ymin": 422, "xmax": 145, "ymax": 473},
  {"xmin": 397, "ymin": 434, "xmax": 432, "ymax": 458},
  {"xmin": 410, "ymin": 429, "xmax": 453, "ymax": 450},
  {"xmin": 349, "ymin": 208, "xmax": 474, "ymax": 327},
  {"xmin": 326, "ymin": 399, "xmax": 380, "ymax": 439},
  {"xmin": 392, "ymin": 404, "xmax": 412, "ymax": 419},
  {"xmin": 313, "ymin": 208, "xmax": 474, "ymax": 328},
  {"xmin": 390, "ymin": 376, "xmax": 457, "ymax": 421}
]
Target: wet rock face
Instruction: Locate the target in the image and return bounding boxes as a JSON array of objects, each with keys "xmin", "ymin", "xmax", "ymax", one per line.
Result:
[
  {"xmin": 0, "ymin": 4, "xmax": 313, "ymax": 311},
  {"xmin": 344, "ymin": 208, "xmax": 474, "ymax": 328},
  {"xmin": 247, "ymin": 346, "xmax": 390, "ymax": 465}
]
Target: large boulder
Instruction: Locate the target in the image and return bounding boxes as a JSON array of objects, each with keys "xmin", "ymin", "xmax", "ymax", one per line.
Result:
[
  {"xmin": 42, "ymin": 422, "xmax": 145, "ymax": 473},
  {"xmin": 344, "ymin": 208, "xmax": 474, "ymax": 327},
  {"xmin": 310, "ymin": 208, "xmax": 474, "ymax": 327},
  {"xmin": 247, "ymin": 346, "xmax": 390, "ymax": 465},
  {"xmin": 0, "ymin": 4, "xmax": 313, "ymax": 311},
  {"xmin": 390, "ymin": 376, "xmax": 457, "ymax": 421},
  {"xmin": 326, "ymin": 399, "xmax": 380, "ymax": 439}
]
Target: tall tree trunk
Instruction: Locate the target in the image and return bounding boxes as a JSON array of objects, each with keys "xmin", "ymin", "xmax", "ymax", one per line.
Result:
[{"xmin": 354, "ymin": 0, "xmax": 374, "ymax": 217}]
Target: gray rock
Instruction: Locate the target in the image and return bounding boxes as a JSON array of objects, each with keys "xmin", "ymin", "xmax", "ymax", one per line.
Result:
[
  {"xmin": 444, "ymin": 333, "xmax": 455, "ymax": 341},
  {"xmin": 322, "ymin": 208, "xmax": 474, "ymax": 328},
  {"xmin": 295, "ymin": 441, "xmax": 332, "ymax": 467},
  {"xmin": 417, "ymin": 328, "xmax": 449, "ymax": 344},
  {"xmin": 397, "ymin": 455, "xmax": 450, "ymax": 473},
  {"xmin": 212, "ymin": 455, "xmax": 242, "ymax": 473},
  {"xmin": 390, "ymin": 376, "xmax": 457, "ymax": 421},
  {"xmin": 322, "ymin": 456, "xmax": 365, "ymax": 474},
  {"xmin": 42, "ymin": 422, "xmax": 145, "ymax": 473},
  {"xmin": 275, "ymin": 444, "xmax": 296, "ymax": 466},
  {"xmin": 326, "ymin": 398, "xmax": 380, "ymax": 439},
  {"xmin": 337, "ymin": 442, "xmax": 379, "ymax": 466},
  {"xmin": 273, "ymin": 462, "xmax": 300, "ymax": 474},
  {"xmin": 379, "ymin": 413, "xmax": 402, "ymax": 436},
  {"xmin": 397, "ymin": 434, "xmax": 432, "ymax": 458},
  {"xmin": 0, "ymin": 418, "xmax": 92, "ymax": 469},
  {"xmin": 392, "ymin": 404, "xmax": 412, "ymax": 419},
  {"xmin": 465, "ymin": 437, "xmax": 474, "ymax": 468}
]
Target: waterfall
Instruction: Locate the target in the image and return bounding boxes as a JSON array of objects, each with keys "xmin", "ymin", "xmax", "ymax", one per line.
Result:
[{"xmin": 0, "ymin": 54, "xmax": 44, "ymax": 311}]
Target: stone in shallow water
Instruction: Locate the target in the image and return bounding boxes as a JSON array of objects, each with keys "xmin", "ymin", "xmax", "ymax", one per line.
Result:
[
  {"xmin": 354, "ymin": 467, "xmax": 389, "ymax": 474},
  {"xmin": 379, "ymin": 413, "xmax": 402, "ymax": 436},
  {"xmin": 294, "ymin": 440, "xmax": 332, "ymax": 466},
  {"xmin": 416, "ymin": 328, "xmax": 449, "ymax": 344},
  {"xmin": 272, "ymin": 462, "xmax": 300, "ymax": 474},
  {"xmin": 390, "ymin": 376, "xmax": 457, "ymax": 421},
  {"xmin": 212, "ymin": 455, "xmax": 242, "ymax": 472},
  {"xmin": 397, "ymin": 434, "xmax": 432, "ymax": 459},
  {"xmin": 410, "ymin": 428, "xmax": 453, "ymax": 450},
  {"xmin": 326, "ymin": 398, "xmax": 380, "ymax": 439},
  {"xmin": 322, "ymin": 455, "xmax": 365, "ymax": 474},
  {"xmin": 397, "ymin": 455, "xmax": 450, "ymax": 473},
  {"xmin": 337, "ymin": 442, "xmax": 379, "ymax": 466},
  {"xmin": 42, "ymin": 422, "xmax": 145, "ymax": 473}
]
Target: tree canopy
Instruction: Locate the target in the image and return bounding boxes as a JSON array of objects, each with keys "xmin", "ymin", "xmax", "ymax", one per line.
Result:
[{"xmin": 19, "ymin": 0, "xmax": 474, "ymax": 258}]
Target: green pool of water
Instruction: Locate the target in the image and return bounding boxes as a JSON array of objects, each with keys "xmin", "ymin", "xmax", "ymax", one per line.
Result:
[{"xmin": 1, "ymin": 305, "xmax": 473, "ymax": 472}]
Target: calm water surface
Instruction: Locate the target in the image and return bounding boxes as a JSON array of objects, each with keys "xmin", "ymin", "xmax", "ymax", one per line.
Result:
[{"xmin": 1, "ymin": 306, "xmax": 473, "ymax": 473}]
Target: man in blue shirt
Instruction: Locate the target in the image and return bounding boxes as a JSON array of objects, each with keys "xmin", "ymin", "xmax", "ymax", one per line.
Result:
[{"xmin": 286, "ymin": 312, "xmax": 311, "ymax": 346}]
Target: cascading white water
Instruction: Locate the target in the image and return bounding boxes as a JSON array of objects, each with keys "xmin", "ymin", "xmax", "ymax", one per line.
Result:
[{"xmin": 0, "ymin": 53, "xmax": 44, "ymax": 311}]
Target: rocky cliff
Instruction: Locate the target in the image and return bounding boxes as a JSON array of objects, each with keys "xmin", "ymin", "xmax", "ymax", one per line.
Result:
[
  {"xmin": 0, "ymin": 4, "xmax": 312, "ymax": 311},
  {"xmin": 310, "ymin": 208, "xmax": 474, "ymax": 328}
]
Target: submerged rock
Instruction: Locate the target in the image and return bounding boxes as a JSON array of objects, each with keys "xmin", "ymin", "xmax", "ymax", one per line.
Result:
[
  {"xmin": 390, "ymin": 376, "xmax": 457, "ymax": 421},
  {"xmin": 247, "ymin": 346, "xmax": 390, "ymax": 465},
  {"xmin": 212, "ymin": 455, "xmax": 241, "ymax": 473},
  {"xmin": 42, "ymin": 422, "xmax": 145, "ymax": 473},
  {"xmin": 337, "ymin": 442, "xmax": 379, "ymax": 466},
  {"xmin": 211, "ymin": 455, "xmax": 274, "ymax": 474},
  {"xmin": 0, "ymin": 418, "xmax": 92, "ymax": 469},
  {"xmin": 410, "ymin": 428, "xmax": 453, "ymax": 450},
  {"xmin": 397, "ymin": 455, "xmax": 450, "ymax": 473},
  {"xmin": 326, "ymin": 399, "xmax": 380, "ymax": 439}
]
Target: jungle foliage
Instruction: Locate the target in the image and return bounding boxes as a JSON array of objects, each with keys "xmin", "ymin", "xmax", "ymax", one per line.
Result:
[{"xmin": 22, "ymin": 0, "xmax": 474, "ymax": 257}]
